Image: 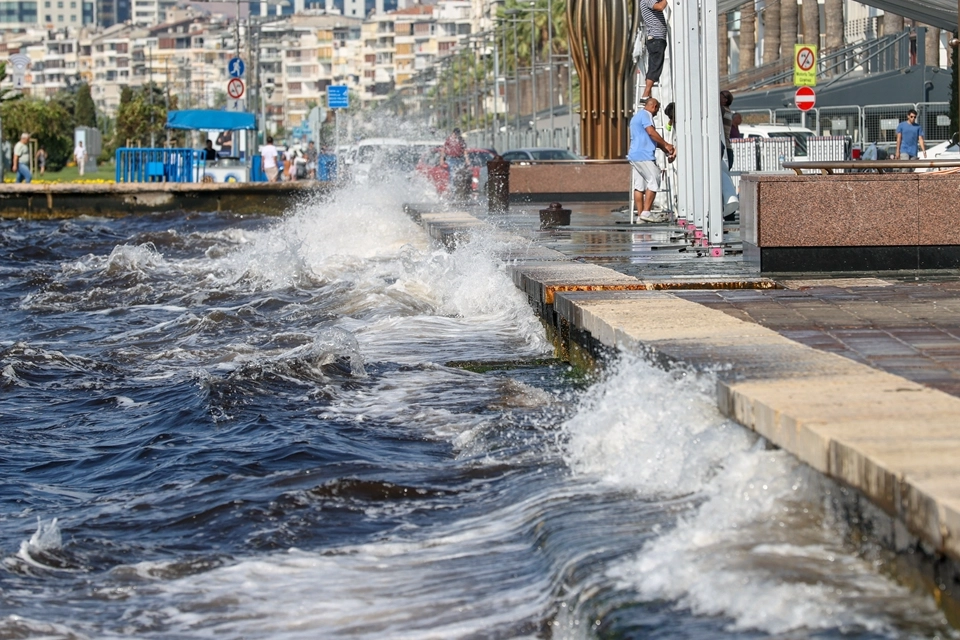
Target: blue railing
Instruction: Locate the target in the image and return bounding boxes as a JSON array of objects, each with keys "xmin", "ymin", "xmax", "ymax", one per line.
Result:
[{"xmin": 115, "ymin": 148, "xmax": 196, "ymax": 183}]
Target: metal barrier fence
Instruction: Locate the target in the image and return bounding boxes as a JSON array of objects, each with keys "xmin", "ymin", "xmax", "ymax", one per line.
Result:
[
  {"xmin": 731, "ymin": 138, "xmax": 758, "ymax": 171},
  {"xmin": 116, "ymin": 148, "xmax": 196, "ymax": 183},
  {"xmin": 733, "ymin": 103, "xmax": 950, "ymax": 146},
  {"xmin": 759, "ymin": 138, "xmax": 795, "ymax": 172},
  {"xmin": 466, "ymin": 125, "xmax": 581, "ymax": 156}
]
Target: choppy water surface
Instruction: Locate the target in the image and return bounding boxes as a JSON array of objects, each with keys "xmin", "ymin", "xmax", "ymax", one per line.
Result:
[{"xmin": 0, "ymin": 175, "xmax": 954, "ymax": 639}]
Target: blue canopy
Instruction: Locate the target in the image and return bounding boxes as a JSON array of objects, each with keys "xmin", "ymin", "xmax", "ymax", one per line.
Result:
[{"xmin": 166, "ymin": 110, "xmax": 256, "ymax": 131}]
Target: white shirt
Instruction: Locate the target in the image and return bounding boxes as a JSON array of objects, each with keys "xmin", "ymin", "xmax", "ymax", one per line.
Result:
[
  {"xmin": 261, "ymin": 144, "xmax": 278, "ymax": 169},
  {"xmin": 74, "ymin": 145, "xmax": 86, "ymax": 161}
]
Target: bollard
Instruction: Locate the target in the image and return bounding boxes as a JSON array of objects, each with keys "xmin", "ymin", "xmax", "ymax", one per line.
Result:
[
  {"xmin": 452, "ymin": 163, "xmax": 472, "ymax": 202},
  {"xmin": 487, "ymin": 154, "xmax": 510, "ymax": 213},
  {"xmin": 539, "ymin": 202, "xmax": 572, "ymax": 228}
]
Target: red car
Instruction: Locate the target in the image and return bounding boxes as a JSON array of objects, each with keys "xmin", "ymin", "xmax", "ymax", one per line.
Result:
[{"xmin": 416, "ymin": 147, "xmax": 496, "ymax": 195}]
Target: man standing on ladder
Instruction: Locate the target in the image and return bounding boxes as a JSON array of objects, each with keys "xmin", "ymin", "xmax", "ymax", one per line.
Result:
[
  {"xmin": 628, "ymin": 98, "xmax": 676, "ymax": 223},
  {"xmin": 640, "ymin": 0, "xmax": 670, "ymax": 101}
]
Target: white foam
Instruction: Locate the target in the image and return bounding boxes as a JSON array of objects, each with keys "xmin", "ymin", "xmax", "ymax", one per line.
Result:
[{"xmin": 562, "ymin": 354, "xmax": 949, "ymax": 635}]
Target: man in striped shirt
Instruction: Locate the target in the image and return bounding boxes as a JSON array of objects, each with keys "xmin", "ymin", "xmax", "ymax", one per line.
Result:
[{"xmin": 640, "ymin": 0, "xmax": 670, "ymax": 101}]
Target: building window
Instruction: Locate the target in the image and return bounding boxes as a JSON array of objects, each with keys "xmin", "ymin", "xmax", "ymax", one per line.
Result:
[
  {"xmin": 57, "ymin": 13, "xmax": 63, "ymax": 20},
  {"xmin": 70, "ymin": 14, "xmax": 75, "ymax": 20},
  {"xmin": 45, "ymin": 13, "xmax": 51, "ymax": 20},
  {"xmin": 57, "ymin": 1, "xmax": 61, "ymax": 7}
]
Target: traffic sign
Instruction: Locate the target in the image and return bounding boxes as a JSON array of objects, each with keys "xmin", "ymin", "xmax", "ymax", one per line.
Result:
[
  {"xmin": 228, "ymin": 57, "xmax": 245, "ymax": 78},
  {"xmin": 794, "ymin": 44, "xmax": 817, "ymax": 87},
  {"xmin": 795, "ymin": 86, "xmax": 816, "ymax": 112},
  {"xmin": 227, "ymin": 78, "xmax": 245, "ymax": 100},
  {"xmin": 327, "ymin": 85, "xmax": 349, "ymax": 109},
  {"xmin": 226, "ymin": 98, "xmax": 246, "ymax": 112}
]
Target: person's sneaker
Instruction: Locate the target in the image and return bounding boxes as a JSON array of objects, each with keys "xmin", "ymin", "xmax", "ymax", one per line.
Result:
[{"xmin": 639, "ymin": 211, "xmax": 659, "ymax": 223}]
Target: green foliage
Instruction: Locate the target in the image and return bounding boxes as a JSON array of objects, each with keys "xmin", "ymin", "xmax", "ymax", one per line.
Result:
[
  {"xmin": 0, "ymin": 95, "xmax": 74, "ymax": 170},
  {"xmin": 113, "ymin": 83, "xmax": 176, "ymax": 148},
  {"xmin": 75, "ymin": 83, "xmax": 98, "ymax": 128},
  {"xmin": 497, "ymin": 0, "xmax": 568, "ymax": 71}
]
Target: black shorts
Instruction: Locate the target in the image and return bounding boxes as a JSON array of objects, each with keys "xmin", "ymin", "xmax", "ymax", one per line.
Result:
[{"xmin": 646, "ymin": 38, "xmax": 667, "ymax": 83}]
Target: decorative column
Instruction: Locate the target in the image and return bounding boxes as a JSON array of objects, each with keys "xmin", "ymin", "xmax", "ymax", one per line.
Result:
[{"xmin": 567, "ymin": 0, "xmax": 640, "ymax": 159}]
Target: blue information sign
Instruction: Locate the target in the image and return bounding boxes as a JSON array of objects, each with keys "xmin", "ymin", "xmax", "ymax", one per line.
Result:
[
  {"xmin": 228, "ymin": 57, "xmax": 245, "ymax": 78},
  {"xmin": 327, "ymin": 85, "xmax": 349, "ymax": 109}
]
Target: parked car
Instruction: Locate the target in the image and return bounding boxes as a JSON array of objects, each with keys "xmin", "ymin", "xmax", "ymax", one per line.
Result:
[
  {"xmin": 347, "ymin": 138, "xmax": 409, "ymax": 184},
  {"xmin": 500, "ymin": 148, "xmax": 581, "ymax": 163},
  {"xmin": 416, "ymin": 147, "xmax": 496, "ymax": 195},
  {"xmin": 738, "ymin": 123, "xmax": 817, "ymax": 158}
]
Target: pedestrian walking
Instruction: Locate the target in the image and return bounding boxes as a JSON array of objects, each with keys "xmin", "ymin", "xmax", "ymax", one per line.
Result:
[
  {"xmin": 720, "ymin": 90, "xmax": 734, "ymax": 169},
  {"xmin": 260, "ymin": 136, "xmax": 279, "ymax": 182},
  {"xmin": 440, "ymin": 127, "xmax": 470, "ymax": 196},
  {"xmin": 35, "ymin": 147, "xmax": 47, "ymax": 176},
  {"xmin": 639, "ymin": 0, "xmax": 670, "ymax": 101},
  {"xmin": 305, "ymin": 141, "xmax": 318, "ymax": 180},
  {"xmin": 895, "ymin": 109, "xmax": 926, "ymax": 160},
  {"xmin": 13, "ymin": 133, "xmax": 31, "ymax": 183},
  {"xmin": 74, "ymin": 140, "xmax": 88, "ymax": 176},
  {"xmin": 627, "ymin": 98, "xmax": 676, "ymax": 223}
]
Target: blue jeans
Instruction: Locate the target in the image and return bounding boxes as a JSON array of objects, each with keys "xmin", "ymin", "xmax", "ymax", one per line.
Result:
[{"xmin": 16, "ymin": 164, "xmax": 31, "ymax": 183}]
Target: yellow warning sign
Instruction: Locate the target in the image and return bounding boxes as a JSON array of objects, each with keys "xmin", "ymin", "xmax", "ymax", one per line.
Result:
[{"xmin": 794, "ymin": 44, "xmax": 817, "ymax": 87}]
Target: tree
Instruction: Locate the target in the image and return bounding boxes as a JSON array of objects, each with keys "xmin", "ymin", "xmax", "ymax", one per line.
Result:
[
  {"xmin": 950, "ymin": 40, "xmax": 958, "ymax": 134},
  {"xmin": 801, "ymin": 0, "xmax": 820, "ymax": 47},
  {"xmin": 762, "ymin": 0, "xmax": 781, "ymax": 66},
  {"xmin": 0, "ymin": 96, "xmax": 73, "ymax": 170},
  {"xmin": 114, "ymin": 83, "xmax": 175, "ymax": 148},
  {"xmin": 824, "ymin": 0, "xmax": 844, "ymax": 50},
  {"xmin": 781, "ymin": 0, "xmax": 798, "ymax": 56},
  {"xmin": 719, "ymin": 12, "xmax": 729, "ymax": 77},
  {"xmin": 740, "ymin": 1, "xmax": 756, "ymax": 72},
  {"xmin": 75, "ymin": 83, "xmax": 97, "ymax": 128}
]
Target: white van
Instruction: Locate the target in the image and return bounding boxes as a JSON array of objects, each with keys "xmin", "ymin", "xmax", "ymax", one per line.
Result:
[
  {"xmin": 349, "ymin": 137, "xmax": 409, "ymax": 184},
  {"xmin": 738, "ymin": 123, "xmax": 817, "ymax": 158}
]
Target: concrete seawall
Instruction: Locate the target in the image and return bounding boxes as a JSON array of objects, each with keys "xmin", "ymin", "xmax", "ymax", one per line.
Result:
[
  {"xmin": 0, "ymin": 182, "xmax": 329, "ymax": 218},
  {"xmin": 412, "ymin": 206, "xmax": 960, "ymax": 624}
]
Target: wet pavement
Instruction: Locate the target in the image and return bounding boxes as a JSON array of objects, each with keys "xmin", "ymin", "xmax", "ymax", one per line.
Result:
[{"xmin": 477, "ymin": 202, "xmax": 960, "ymax": 399}]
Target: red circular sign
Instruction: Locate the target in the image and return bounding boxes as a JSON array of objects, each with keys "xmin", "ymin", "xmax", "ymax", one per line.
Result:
[
  {"xmin": 796, "ymin": 46, "xmax": 815, "ymax": 71},
  {"xmin": 227, "ymin": 78, "xmax": 245, "ymax": 100},
  {"xmin": 795, "ymin": 86, "xmax": 816, "ymax": 111}
]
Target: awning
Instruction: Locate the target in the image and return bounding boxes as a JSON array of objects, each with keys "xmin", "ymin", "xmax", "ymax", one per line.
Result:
[
  {"xmin": 717, "ymin": 0, "xmax": 957, "ymax": 32},
  {"xmin": 165, "ymin": 110, "xmax": 257, "ymax": 131}
]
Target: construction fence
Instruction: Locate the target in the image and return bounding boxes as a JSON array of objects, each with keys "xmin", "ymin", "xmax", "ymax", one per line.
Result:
[{"xmin": 737, "ymin": 102, "xmax": 951, "ymax": 148}]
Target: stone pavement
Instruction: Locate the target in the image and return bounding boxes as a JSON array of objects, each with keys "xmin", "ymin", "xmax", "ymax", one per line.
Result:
[
  {"xmin": 481, "ymin": 203, "xmax": 960, "ymax": 400},
  {"xmin": 411, "ymin": 202, "xmax": 960, "ymax": 601}
]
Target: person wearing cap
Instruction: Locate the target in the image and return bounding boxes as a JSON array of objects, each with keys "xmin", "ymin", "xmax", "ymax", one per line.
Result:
[{"xmin": 12, "ymin": 133, "xmax": 31, "ymax": 183}]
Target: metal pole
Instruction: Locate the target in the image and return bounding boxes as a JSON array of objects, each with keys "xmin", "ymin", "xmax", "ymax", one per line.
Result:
[
  {"xmin": 567, "ymin": 46, "xmax": 573, "ymax": 151},
  {"xmin": 513, "ymin": 18, "xmax": 520, "ymax": 133},
  {"xmin": 547, "ymin": 0, "xmax": 554, "ymax": 144},
  {"xmin": 149, "ymin": 42, "xmax": 155, "ymax": 148},
  {"xmin": 493, "ymin": 32, "xmax": 500, "ymax": 149},
  {"xmin": 530, "ymin": 9, "xmax": 537, "ymax": 136}
]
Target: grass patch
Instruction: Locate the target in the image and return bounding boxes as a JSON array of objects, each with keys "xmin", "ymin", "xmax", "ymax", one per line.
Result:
[{"xmin": 4, "ymin": 162, "xmax": 116, "ymax": 183}]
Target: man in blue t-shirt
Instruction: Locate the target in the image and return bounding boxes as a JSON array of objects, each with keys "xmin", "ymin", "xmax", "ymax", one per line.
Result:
[
  {"xmin": 895, "ymin": 109, "xmax": 926, "ymax": 160},
  {"xmin": 627, "ymin": 97, "xmax": 676, "ymax": 223}
]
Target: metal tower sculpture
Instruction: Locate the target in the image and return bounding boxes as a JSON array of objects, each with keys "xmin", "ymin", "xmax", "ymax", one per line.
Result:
[{"xmin": 567, "ymin": 0, "xmax": 640, "ymax": 159}]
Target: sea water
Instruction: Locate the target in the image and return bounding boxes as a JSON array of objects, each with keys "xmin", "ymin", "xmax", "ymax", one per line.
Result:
[{"xmin": 0, "ymin": 172, "xmax": 954, "ymax": 639}]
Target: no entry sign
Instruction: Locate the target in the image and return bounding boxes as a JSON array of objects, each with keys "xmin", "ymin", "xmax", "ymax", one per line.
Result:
[
  {"xmin": 795, "ymin": 86, "xmax": 816, "ymax": 112},
  {"xmin": 227, "ymin": 77, "xmax": 245, "ymax": 100}
]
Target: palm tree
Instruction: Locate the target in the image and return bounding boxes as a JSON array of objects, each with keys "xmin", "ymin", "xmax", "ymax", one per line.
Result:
[
  {"xmin": 762, "ymin": 0, "xmax": 781, "ymax": 66},
  {"xmin": 925, "ymin": 25, "xmax": 941, "ymax": 67},
  {"xmin": 781, "ymin": 0, "xmax": 798, "ymax": 56},
  {"xmin": 719, "ymin": 12, "xmax": 729, "ymax": 77},
  {"xmin": 801, "ymin": 0, "xmax": 820, "ymax": 47},
  {"xmin": 824, "ymin": 0, "xmax": 844, "ymax": 50},
  {"xmin": 740, "ymin": 1, "xmax": 756, "ymax": 72}
]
